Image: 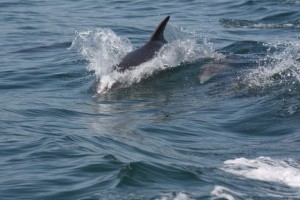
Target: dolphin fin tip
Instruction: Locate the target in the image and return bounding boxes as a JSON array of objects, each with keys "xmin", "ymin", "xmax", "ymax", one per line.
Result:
[{"xmin": 150, "ymin": 16, "xmax": 171, "ymax": 43}]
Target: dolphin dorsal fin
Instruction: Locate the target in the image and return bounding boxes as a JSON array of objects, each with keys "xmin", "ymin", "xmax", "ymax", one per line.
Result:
[{"xmin": 149, "ymin": 16, "xmax": 170, "ymax": 43}]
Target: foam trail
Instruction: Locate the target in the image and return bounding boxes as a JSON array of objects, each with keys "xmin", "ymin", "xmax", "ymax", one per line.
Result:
[{"xmin": 222, "ymin": 157, "xmax": 300, "ymax": 188}]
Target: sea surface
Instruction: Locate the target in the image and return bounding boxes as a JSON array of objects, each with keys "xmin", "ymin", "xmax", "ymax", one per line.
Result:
[{"xmin": 1, "ymin": 0, "xmax": 300, "ymax": 199}]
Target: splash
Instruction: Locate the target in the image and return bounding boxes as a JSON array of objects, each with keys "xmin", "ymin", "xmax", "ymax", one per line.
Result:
[
  {"xmin": 71, "ymin": 27, "xmax": 222, "ymax": 94},
  {"xmin": 222, "ymin": 157, "xmax": 300, "ymax": 188},
  {"xmin": 70, "ymin": 28, "xmax": 132, "ymax": 75},
  {"xmin": 236, "ymin": 40, "xmax": 300, "ymax": 91}
]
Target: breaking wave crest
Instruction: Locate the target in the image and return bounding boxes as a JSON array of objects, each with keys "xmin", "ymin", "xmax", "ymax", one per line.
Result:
[
  {"xmin": 222, "ymin": 157, "xmax": 300, "ymax": 188},
  {"xmin": 70, "ymin": 27, "xmax": 222, "ymax": 94}
]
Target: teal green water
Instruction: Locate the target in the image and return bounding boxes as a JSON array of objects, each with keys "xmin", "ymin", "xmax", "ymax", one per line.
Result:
[{"xmin": 1, "ymin": 1, "xmax": 300, "ymax": 199}]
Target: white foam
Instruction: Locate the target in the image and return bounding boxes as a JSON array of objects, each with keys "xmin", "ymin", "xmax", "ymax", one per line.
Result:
[
  {"xmin": 71, "ymin": 27, "xmax": 223, "ymax": 93},
  {"xmin": 211, "ymin": 186, "xmax": 244, "ymax": 200},
  {"xmin": 173, "ymin": 192, "xmax": 191, "ymax": 200},
  {"xmin": 222, "ymin": 157, "xmax": 300, "ymax": 188},
  {"xmin": 156, "ymin": 192, "xmax": 192, "ymax": 200}
]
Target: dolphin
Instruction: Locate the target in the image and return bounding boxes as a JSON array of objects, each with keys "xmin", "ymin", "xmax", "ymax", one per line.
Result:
[
  {"xmin": 114, "ymin": 16, "xmax": 170, "ymax": 72},
  {"xmin": 199, "ymin": 61, "xmax": 228, "ymax": 84}
]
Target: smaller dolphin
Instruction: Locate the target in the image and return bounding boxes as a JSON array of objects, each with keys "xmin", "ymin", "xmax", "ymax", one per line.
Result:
[
  {"xmin": 198, "ymin": 55, "xmax": 241, "ymax": 84},
  {"xmin": 114, "ymin": 16, "xmax": 170, "ymax": 72},
  {"xmin": 199, "ymin": 61, "xmax": 228, "ymax": 84}
]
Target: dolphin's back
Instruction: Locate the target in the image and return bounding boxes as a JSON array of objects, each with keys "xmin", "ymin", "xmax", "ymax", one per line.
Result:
[{"xmin": 115, "ymin": 16, "xmax": 170, "ymax": 72}]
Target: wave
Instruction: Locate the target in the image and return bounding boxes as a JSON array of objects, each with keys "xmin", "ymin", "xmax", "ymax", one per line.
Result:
[
  {"xmin": 222, "ymin": 157, "xmax": 300, "ymax": 188},
  {"xmin": 70, "ymin": 27, "xmax": 223, "ymax": 94},
  {"xmin": 12, "ymin": 42, "xmax": 72, "ymax": 54},
  {"xmin": 220, "ymin": 18, "xmax": 300, "ymax": 29},
  {"xmin": 116, "ymin": 161, "xmax": 200, "ymax": 188}
]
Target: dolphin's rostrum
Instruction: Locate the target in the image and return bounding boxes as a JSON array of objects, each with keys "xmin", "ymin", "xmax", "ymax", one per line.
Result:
[{"xmin": 114, "ymin": 16, "xmax": 170, "ymax": 72}]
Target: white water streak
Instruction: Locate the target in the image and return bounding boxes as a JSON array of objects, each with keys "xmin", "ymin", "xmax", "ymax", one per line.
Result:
[{"xmin": 223, "ymin": 157, "xmax": 300, "ymax": 188}]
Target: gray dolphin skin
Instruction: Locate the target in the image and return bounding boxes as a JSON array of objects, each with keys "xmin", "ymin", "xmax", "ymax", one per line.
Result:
[{"xmin": 114, "ymin": 16, "xmax": 170, "ymax": 72}]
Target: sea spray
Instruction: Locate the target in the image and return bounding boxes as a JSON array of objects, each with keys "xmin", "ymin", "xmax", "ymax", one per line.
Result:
[
  {"xmin": 234, "ymin": 40, "xmax": 300, "ymax": 94},
  {"xmin": 70, "ymin": 28, "xmax": 132, "ymax": 75}
]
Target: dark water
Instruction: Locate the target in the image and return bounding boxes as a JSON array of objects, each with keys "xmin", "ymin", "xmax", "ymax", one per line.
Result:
[{"xmin": 1, "ymin": 0, "xmax": 300, "ymax": 199}]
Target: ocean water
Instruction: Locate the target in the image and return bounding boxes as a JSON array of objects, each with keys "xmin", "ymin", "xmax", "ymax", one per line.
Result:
[{"xmin": 1, "ymin": 0, "xmax": 300, "ymax": 199}]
